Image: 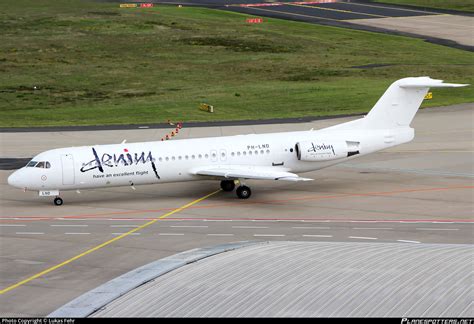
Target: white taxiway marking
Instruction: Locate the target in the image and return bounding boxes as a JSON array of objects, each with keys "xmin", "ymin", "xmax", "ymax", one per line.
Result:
[
  {"xmin": 397, "ymin": 240, "xmax": 421, "ymax": 244},
  {"xmin": 233, "ymin": 226, "xmax": 268, "ymax": 229},
  {"xmin": 353, "ymin": 227, "xmax": 393, "ymax": 230},
  {"xmin": 110, "ymin": 225, "xmax": 140, "ymax": 228},
  {"xmin": 207, "ymin": 234, "xmax": 234, "ymax": 236},
  {"xmin": 14, "ymin": 259, "xmax": 45, "ymax": 265},
  {"xmin": 170, "ymin": 225, "xmax": 208, "ymax": 228},
  {"xmin": 416, "ymin": 228, "xmax": 459, "ymax": 231},
  {"xmin": 251, "ymin": 220, "xmax": 278, "ymax": 223},
  {"xmin": 302, "ymin": 220, "xmax": 331, "ymax": 223},
  {"xmin": 16, "ymin": 232, "xmax": 44, "ymax": 235},
  {"xmin": 399, "ymin": 221, "xmax": 424, "ymax": 223},
  {"xmin": 254, "ymin": 234, "xmax": 285, "ymax": 237},
  {"xmin": 65, "ymin": 233, "xmax": 91, "ymax": 235},
  {"xmin": 349, "ymin": 236, "xmax": 378, "ymax": 240},
  {"xmin": 350, "ymin": 221, "xmax": 379, "ymax": 223},
  {"xmin": 302, "ymin": 235, "xmax": 333, "ymax": 238},
  {"xmin": 50, "ymin": 224, "xmax": 89, "ymax": 227},
  {"xmin": 158, "ymin": 233, "xmax": 184, "ymax": 236},
  {"xmin": 292, "ymin": 226, "xmax": 331, "ymax": 229},
  {"xmin": 0, "ymin": 224, "xmax": 26, "ymax": 227}
]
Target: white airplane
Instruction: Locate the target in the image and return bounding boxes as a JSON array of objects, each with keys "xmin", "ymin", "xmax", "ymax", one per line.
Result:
[{"xmin": 7, "ymin": 77, "xmax": 468, "ymax": 205}]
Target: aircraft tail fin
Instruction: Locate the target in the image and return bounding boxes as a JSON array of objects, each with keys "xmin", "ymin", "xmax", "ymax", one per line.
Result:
[{"xmin": 363, "ymin": 77, "xmax": 468, "ymax": 129}]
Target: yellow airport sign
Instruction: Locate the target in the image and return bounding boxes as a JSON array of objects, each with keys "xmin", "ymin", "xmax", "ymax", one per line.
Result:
[
  {"xmin": 199, "ymin": 103, "xmax": 214, "ymax": 113},
  {"xmin": 120, "ymin": 3, "xmax": 137, "ymax": 8},
  {"xmin": 424, "ymin": 92, "xmax": 433, "ymax": 100}
]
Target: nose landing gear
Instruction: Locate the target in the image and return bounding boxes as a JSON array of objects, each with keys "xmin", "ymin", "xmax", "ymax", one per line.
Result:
[{"xmin": 53, "ymin": 197, "xmax": 63, "ymax": 206}]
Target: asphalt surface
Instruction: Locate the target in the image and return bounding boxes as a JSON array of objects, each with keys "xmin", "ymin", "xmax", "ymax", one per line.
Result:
[
  {"xmin": 0, "ymin": 104, "xmax": 473, "ymax": 316},
  {"xmin": 147, "ymin": 0, "xmax": 473, "ymax": 51}
]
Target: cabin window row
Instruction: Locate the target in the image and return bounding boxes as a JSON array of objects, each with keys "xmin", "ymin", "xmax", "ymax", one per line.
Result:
[{"xmin": 158, "ymin": 149, "xmax": 271, "ymax": 162}]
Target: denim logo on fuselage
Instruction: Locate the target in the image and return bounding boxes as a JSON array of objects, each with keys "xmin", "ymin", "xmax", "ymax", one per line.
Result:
[{"xmin": 80, "ymin": 148, "xmax": 160, "ymax": 179}]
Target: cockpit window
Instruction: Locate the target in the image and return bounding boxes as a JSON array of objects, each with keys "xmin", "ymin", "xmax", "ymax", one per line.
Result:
[
  {"xmin": 27, "ymin": 160, "xmax": 51, "ymax": 168},
  {"xmin": 27, "ymin": 161, "xmax": 38, "ymax": 167}
]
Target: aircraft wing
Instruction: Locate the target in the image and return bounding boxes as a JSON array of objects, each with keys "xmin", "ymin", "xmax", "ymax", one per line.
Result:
[{"xmin": 191, "ymin": 166, "xmax": 313, "ymax": 182}]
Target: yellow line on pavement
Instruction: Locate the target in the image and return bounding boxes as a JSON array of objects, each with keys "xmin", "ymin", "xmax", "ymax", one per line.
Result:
[{"xmin": 0, "ymin": 189, "xmax": 222, "ymax": 295}]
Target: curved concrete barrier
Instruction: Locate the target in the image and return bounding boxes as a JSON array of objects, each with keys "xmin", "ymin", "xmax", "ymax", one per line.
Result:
[{"xmin": 48, "ymin": 241, "xmax": 264, "ymax": 317}]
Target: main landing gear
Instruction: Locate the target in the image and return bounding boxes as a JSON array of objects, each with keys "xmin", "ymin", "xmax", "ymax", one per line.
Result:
[
  {"xmin": 236, "ymin": 185, "xmax": 251, "ymax": 199},
  {"xmin": 220, "ymin": 180, "xmax": 252, "ymax": 199},
  {"xmin": 220, "ymin": 180, "xmax": 235, "ymax": 192}
]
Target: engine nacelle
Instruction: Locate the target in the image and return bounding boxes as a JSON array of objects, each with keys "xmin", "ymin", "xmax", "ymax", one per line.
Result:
[{"xmin": 295, "ymin": 140, "xmax": 357, "ymax": 161}]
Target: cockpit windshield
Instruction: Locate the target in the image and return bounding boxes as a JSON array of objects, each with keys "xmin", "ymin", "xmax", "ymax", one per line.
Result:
[
  {"xmin": 26, "ymin": 161, "xmax": 51, "ymax": 168},
  {"xmin": 27, "ymin": 161, "xmax": 38, "ymax": 167}
]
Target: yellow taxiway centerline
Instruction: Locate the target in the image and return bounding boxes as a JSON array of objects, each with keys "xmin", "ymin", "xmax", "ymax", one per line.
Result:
[{"xmin": 0, "ymin": 189, "xmax": 222, "ymax": 295}]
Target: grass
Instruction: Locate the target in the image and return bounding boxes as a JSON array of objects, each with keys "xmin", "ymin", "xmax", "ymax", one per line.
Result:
[
  {"xmin": 374, "ymin": 0, "xmax": 474, "ymax": 12},
  {"xmin": 0, "ymin": 0, "xmax": 473, "ymax": 127}
]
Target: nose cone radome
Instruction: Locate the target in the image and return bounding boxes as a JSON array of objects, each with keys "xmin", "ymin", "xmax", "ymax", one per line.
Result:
[{"xmin": 7, "ymin": 171, "xmax": 21, "ymax": 188}]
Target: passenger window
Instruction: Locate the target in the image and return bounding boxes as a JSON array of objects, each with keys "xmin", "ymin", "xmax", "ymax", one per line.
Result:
[
  {"xmin": 36, "ymin": 161, "xmax": 45, "ymax": 168},
  {"xmin": 45, "ymin": 162, "xmax": 51, "ymax": 169}
]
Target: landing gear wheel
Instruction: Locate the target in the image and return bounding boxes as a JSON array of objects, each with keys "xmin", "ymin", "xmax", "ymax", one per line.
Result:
[
  {"xmin": 220, "ymin": 180, "xmax": 235, "ymax": 192},
  {"xmin": 236, "ymin": 185, "xmax": 251, "ymax": 199},
  {"xmin": 54, "ymin": 197, "xmax": 63, "ymax": 206}
]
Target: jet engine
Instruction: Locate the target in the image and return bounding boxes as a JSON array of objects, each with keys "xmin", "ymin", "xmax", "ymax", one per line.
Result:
[{"xmin": 295, "ymin": 140, "xmax": 359, "ymax": 162}]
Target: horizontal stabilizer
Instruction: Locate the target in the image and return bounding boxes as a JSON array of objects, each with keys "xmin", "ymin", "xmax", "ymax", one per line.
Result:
[{"xmin": 399, "ymin": 77, "xmax": 469, "ymax": 88}]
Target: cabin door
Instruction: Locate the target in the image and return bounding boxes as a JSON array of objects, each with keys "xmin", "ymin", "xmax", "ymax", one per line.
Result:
[{"xmin": 61, "ymin": 154, "xmax": 75, "ymax": 185}]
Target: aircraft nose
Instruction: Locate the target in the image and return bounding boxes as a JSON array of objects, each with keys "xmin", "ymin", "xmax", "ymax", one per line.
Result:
[{"xmin": 7, "ymin": 171, "xmax": 21, "ymax": 188}]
